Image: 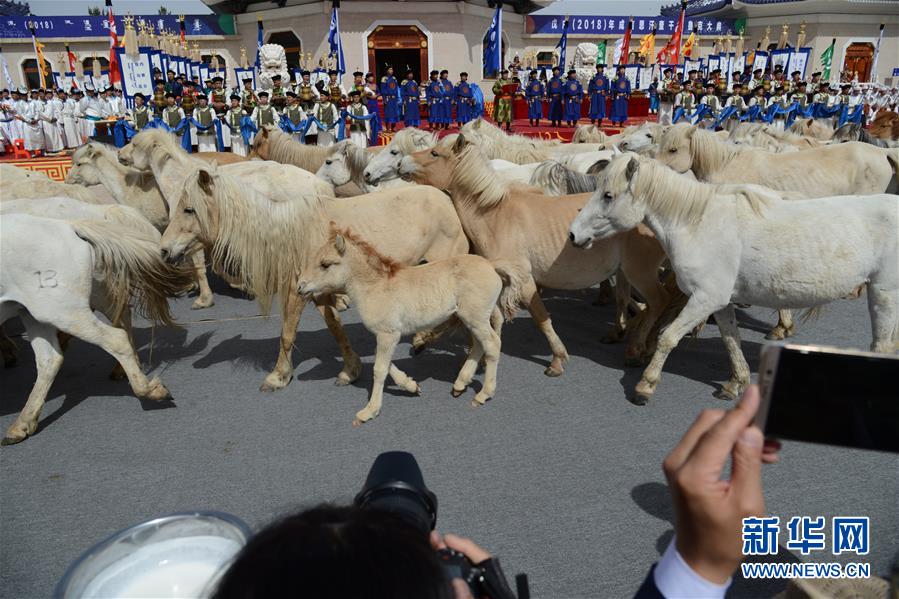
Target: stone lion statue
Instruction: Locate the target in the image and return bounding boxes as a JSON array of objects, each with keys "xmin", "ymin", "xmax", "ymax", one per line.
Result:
[
  {"xmin": 572, "ymin": 43, "xmax": 600, "ymax": 85},
  {"xmin": 256, "ymin": 43, "xmax": 291, "ymax": 90}
]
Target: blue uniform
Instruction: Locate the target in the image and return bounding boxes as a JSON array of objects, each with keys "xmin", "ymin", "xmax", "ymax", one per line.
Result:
[
  {"xmin": 647, "ymin": 80, "xmax": 659, "ymax": 112},
  {"xmin": 441, "ymin": 78, "xmax": 454, "ymax": 123},
  {"xmin": 401, "ymin": 79, "xmax": 420, "ymax": 126},
  {"xmin": 455, "ymin": 80, "xmax": 474, "ymax": 124},
  {"xmin": 426, "ymin": 79, "xmax": 444, "ymax": 124},
  {"xmin": 588, "ymin": 74, "xmax": 608, "ymax": 120},
  {"xmin": 547, "ymin": 76, "xmax": 564, "ymax": 122},
  {"xmin": 380, "ymin": 76, "xmax": 400, "ymax": 123},
  {"xmin": 611, "ymin": 76, "xmax": 631, "ymax": 124},
  {"xmin": 525, "ymin": 79, "xmax": 545, "ymax": 120},
  {"xmin": 564, "ymin": 77, "xmax": 583, "ymax": 123}
]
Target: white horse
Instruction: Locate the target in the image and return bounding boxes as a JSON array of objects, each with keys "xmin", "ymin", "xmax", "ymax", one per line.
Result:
[
  {"xmin": 0, "ymin": 212, "xmax": 191, "ymax": 444},
  {"xmin": 315, "ymin": 140, "xmax": 411, "ymax": 193},
  {"xmin": 363, "ymin": 128, "xmax": 440, "ymax": 186},
  {"xmin": 569, "ymin": 154, "xmax": 898, "ymax": 406}
]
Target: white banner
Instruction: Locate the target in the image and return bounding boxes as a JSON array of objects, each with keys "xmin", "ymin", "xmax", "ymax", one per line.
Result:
[
  {"xmin": 639, "ymin": 65, "xmax": 654, "ymax": 90},
  {"xmin": 771, "ymin": 49, "xmax": 790, "ymax": 72},
  {"xmin": 117, "ymin": 49, "xmax": 154, "ymax": 100},
  {"xmin": 149, "ymin": 50, "xmax": 162, "ymax": 76},
  {"xmin": 753, "ymin": 51, "xmax": 768, "ymax": 74},
  {"xmin": 623, "ymin": 64, "xmax": 641, "ymax": 90},
  {"xmin": 707, "ymin": 55, "xmax": 720, "ymax": 74},
  {"xmin": 788, "ymin": 48, "xmax": 811, "ymax": 79}
]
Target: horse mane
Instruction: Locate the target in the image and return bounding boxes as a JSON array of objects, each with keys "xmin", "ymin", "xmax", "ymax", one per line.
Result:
[
  {"xmin": 332, "ymin": 225, "xmax": 402, "ymax": 278},
  {"xmin": 572, "ymin": 125, "xmax": 606, "ymax": 143},
  {"xmin": 682, "ymin": 126, "xmax": 743, "ymax": 177},
  {"xmin": 464, "ymin": 129, "xmax": 553, "ymax": 163},
  {"xmin": 184, "ymin": 164, "xmax": 329, "ymax": 313},
  {"xmin": 620, "ymin": 155, "xmax": 774, "ymax": 227},
  {"xmin": 389, "ymin": 127, "xmax": 439, "ymax": 155},
  {"xmin": 341, "ymin": 140, "xmax": 370, "ymax": 178},
  {"xmin": 262, "ymin": 127, "xmax": 332, "ymax": 172},
  {"xmin": 134, "ymin": 128, "xmax": 192, "ymax": 165},
  {"xmin": 529, "ymin": 161, "xmax": 598, "ymax": 195},
  {"xmin": 447, "ymin": 141, "xmax": 510, "ymax": 209}
]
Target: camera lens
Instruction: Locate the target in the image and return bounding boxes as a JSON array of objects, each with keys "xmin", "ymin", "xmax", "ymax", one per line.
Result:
[{"xmin": 354, "ymin": 452, "xmax": 438, "ymax": 536}]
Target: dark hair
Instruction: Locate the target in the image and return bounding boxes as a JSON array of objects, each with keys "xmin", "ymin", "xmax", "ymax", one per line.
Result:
[{"xmin": 212, "ymin": 505, "xmax": 451, "ymax": 599}]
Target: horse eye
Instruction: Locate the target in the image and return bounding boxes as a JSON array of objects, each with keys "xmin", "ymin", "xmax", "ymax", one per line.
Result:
[
  {"xmin": 669, "ymin": 148, "xmax": 677, "ymax": 153},
  {"xmin": 430, "ymin": 150, "xmax": 439, "ymax": 157},
  {"xmin": 603, "ymin": 193, "xmax": 613, "ymax": 201},
  {"xmin": 184, "ymin": 207, "xmax": 195, "ymax": 214},
  {"xmin": 320, "ymin": 261, "xmax": 331, "ymax": 269},
  {"xmin": 325, "ymin": 159, "xmax": 332, "ymax": 165},
  {"xmin": 390, "ymin": 150, "xmax": 398, "ymax": 155}
]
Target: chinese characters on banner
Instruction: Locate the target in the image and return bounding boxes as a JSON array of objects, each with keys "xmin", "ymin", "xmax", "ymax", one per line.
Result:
[
  {"xmin": 117, "ymin": 49, "xmax": 154, "ymax": 100},
  {"xmin": 526, "ymin": 15, "xmax": 733, "ymax": 36}
]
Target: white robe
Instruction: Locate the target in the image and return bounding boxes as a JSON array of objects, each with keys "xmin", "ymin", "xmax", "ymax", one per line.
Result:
[
  {"xmin": 22, "ymin": 100, "xmax": 45, "ymax": 151},
  {"xmin": 61, "ymin": 98, "xmax": 82, "ymax": 147},
  {"xmin": 346, "ymin": 104, "xmax": 370, "ymax": 148},
  {"xmin": 80, "ymin": 96, "xmax": 102, "ymax": 139},
  {"xmin": 11, "ymin": 99, "xmax": 28, "ymax": 140},
  {"xmin": 222, "ymin": 108, "xmax": 247, "ymax": 156},
  {"xmin": 192, "ymin": 107, "xmax": 218, "ymax": 152},
  {"xmin": 314, "ymin": 103, "xmax": 339, "ymax": 147},
  {"xmin": 41, "ymin": 98, "xmax": 65, "ymax": 152}
]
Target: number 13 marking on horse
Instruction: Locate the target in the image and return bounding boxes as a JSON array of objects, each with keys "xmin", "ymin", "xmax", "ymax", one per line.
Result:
[{"xmin": 34, "ymin": 270, "xmax": 58, "ymax": 289}]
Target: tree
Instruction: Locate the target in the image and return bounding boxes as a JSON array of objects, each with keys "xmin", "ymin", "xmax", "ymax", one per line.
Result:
[
  {"xmin": 87, "ymin": 5, "xmax": 102, "ymax": 15},
  {"xmin": 158, "ymin": 6, "xmax": 170, "ymax": 14},
  {"xmin": 0, "ymin": 0, "xmax": 31, "ymax": 16}
]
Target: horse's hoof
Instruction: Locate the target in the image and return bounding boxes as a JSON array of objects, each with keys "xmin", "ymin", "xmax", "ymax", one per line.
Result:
[
  {"xmin": 713, "ymin": 387, "xmax": 738, "ymax": 402},
  {"xmin": 352, "ymin": 418, "xmax": 363, "ymax": 428},
  {"xmin": 629, "ymin": 391, "xmax": 651, "ymax": 406},
  {"xmin": 191, "ymin": 299, "xmax": 214, "ymax": 310},
  {"xmin": 1, "ymin": 436, "xmax": 24, "ymax": 446},
  {"xmin": 544, "ymin": 365, "xmax": 564, "ymax": 377},
  {"xmin": 413, "ymin": 384, "xmax": 422, "ymax": 396},
  {"xmin": 471, "ymin": 398, "xmax": 487, "ymax": 408},
  {"xmin": 451, "ymin": 387, "xmax": 465, "ymax": 398},
  {"xmin": 260, "ymin": 375, "xmax": 291, "ymax": 392},
  {"xmin": 764, "ymin": 329, "xmax": 785, "ymax": 341},
  {"xmin": 410, "ymin": 343, "xmax": 427, "ymax": 356}
]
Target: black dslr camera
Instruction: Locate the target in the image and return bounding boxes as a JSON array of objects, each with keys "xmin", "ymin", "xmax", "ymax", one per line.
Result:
[{"xmin": 355, "ymin": 452, "xmax": 523, "ymax": 599}]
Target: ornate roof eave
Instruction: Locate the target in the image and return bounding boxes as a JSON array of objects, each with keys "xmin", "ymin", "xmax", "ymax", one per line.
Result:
[
  {"xmin": 661, "ymin": 0, "xmax": 899, "ymax": 18},
  {"xmin": 202, "ymin": 0, "xmax": 540, "ymax": 16}
]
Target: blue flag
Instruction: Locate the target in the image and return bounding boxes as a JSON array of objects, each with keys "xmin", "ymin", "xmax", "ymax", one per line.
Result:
[
  {"xmin": 255, "ymin": 19, "xmax": 263, "ymax": 70},
  {"xmin": 328, "ymin": 7, "xmax": 345, "ymax": 75},
  {"xmin": 483, "ymin": 6, "xmax": 502, "ymax": 78},
  {"xmin": 556, "ymin": 18, "xmax": 570, "ymax": 70}
]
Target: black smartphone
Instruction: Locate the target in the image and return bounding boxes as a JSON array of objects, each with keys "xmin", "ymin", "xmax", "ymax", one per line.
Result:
[{"xmin": 755, "ymin": 343, "xmax": 899, "ymax": 454}]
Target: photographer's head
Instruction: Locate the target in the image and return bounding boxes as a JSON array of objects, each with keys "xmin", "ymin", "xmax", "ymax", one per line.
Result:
[{"xmin": 212, "ymin": 504, "xmax": 452, "ymax": 599}]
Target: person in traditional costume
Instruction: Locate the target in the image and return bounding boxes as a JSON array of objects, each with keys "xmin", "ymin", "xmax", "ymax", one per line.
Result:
[
  {"xmin": 270, "ymin": 74, "xmax": 288, "ymax": 111},
  {"xmin": 439, "ymin": 70, "xmax": 454, "ymax": 129},
  {"xmin": 22, "ymin": 89, "xmax": 45, "ymax": 154},
  {"xmin": 180, "ymin": 81, "xmax": 197, "ymax": 118},
  {"xmin": 588, "ymin": 64, "xmax": 609, "ymax": 126},
  {"xmin": 40, "ymin": 89, "xmax": 64, "ymax": 153},
  {"xmin": 401, "ymin": 70, "xmax": 421, "ymax": 127},
  {"xmin": 208, "ymin": 76, "xmax": 228, "ymax": 116},
  {"xmin": 525, "ymin": 70, "xmax": 544, "ymax": 127},
  {"xmin": 426, "ymin": 70, "xmax": 444, "ymax": 131},
  {"xmin": 492, "ymin": 68, "xmax": 515, "ymax": 132},
  {"xmin": 610, "ymin": 66, "xmax": 630, "ymax": 127},
  {"xmin": 346, "ymin": 89, "xmax": 370, "ymax": 149},
  {"xmin": 723, "ymin": 82, "xmax": 747, "ymax": 131},
  {"xmin": 379, "ymin": 65, "xmax": 400, "ymax": 132},
  {"xmin": 128, "ymin": 92, "xmax": 152, "ymax": 133},
  {"xmin": 283, "ymin": 91, "xmax": 306, "ymax": 144},
  {"xmin": 454, "ymin": 72, "xmax": 474, "ymax": 126},
  {"xmin": 61, "ymin": 89, "xmax": 82, "ymax": 147},
  {"xmin": 647, "ymin": 76, "xmax": 660, "ymax": 114},
  {"xmin": 363, "ymin": 72, "xmax": 379, "ymax": 119},
  {"xmin": 313, "ymin": 91, "xmax": 340, "ymax": 147},
  {"xmin": 240, "ymin": 76, "xmax": 258, "ymax": 114},
  {"xmin": 223, "ymin": 93, "xmax": 248, "ymax": 156},
  {"xmin": 659, "ymin": 67, "xmax": 677, "ymax": 123},
  {"xmin": 766, "ymin": 84, "xmax": 789, "ymax": 130},
  {"xmin": 162, "ymin": 92, "xmax": 185, "ymax": 142},
  {"xmin": 563, "ymin": 69, "xmax": 583, "ymax": 127},
  {"xmin": 251, "ymin": 90, "xmax": 279, "ymax": 129},
  {"xmin": 326, "ymin": 70, "xmax": 346, "ymax": 108},
  {"xmin": 547, "ymin": 66, "xmax": 564, "ymax": 127},
  {"xmin": 675, "ymin": 83, "xmax": 697, "ymax": 123},
  {"xmin": 698, "ymin": 82, "xmax": 722, "ymax": 129},
  {"xmin": 192, "ymin": 94, "xmax": 218, "ymax": 152}
]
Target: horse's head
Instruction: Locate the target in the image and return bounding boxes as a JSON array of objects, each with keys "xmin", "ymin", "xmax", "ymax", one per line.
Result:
[
  {"xmin": 618, "ymin": 123, "xmax": 658, "ymax": 152},
  {"xmin": 66, "ymin": 143, "xmax": 104, "ymax": 185},
  {"xmin": 399, "ymin": 134, "xmax": 464, "ymax": 188},
  {"xmin": 160, "ymin": 166, "xmax": 219, "ymax": 264},
  {"xmin": 118, "ymin": 130, "xmax": 167, "ymax": 171},
  {"xmin": 250, "ymin": 126, "xmax": 272, "ymax": 159},
  {"xmin": 298, "ymin": 226, "xmax": 351, "ymax": 299},
  {"xmin": 569, "ymin": 154, "xmax": 643, "ymax": 249},
  {"xmin": 655, "ymin": 123, "xmax": 695, "ymax": 173},
  {"xmin": 316, "ymin": 142, "xmax": 353, "ymax": 187}
]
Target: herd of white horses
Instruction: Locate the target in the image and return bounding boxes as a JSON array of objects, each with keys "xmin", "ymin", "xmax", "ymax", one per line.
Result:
[{"xmin": 0, "ymin": 116, "xmax": 896, "ymax": 443}]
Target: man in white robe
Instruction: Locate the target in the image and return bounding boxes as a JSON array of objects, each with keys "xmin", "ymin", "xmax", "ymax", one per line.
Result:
[
  {"xmin": 22, "ymin": 90, "xmax": 45, "ymax": 153},
  {"xmin": 80, "ymin": 85, "xmax": 102, "ymax": 140},
  {"xmin": 192, "ymin": 95, "xmax": 218, "ymax": 152},
  {"xmin": 345, "ymin": 90, "xmax": 369, "ymax": 149},
  {"xmin": 313, "ymin": 95, "xmax": 339, "ymax": 147},
  {"xmin": 222, "ymin": 94, "xmax": 247, "ymax": 156},
  {"xmin": 61, "ymin": 90, "xmax": 82, "ymax": 148},
  {"xmin": 41, "ymin": 89, "xmax": 65, "ymax": 153}
]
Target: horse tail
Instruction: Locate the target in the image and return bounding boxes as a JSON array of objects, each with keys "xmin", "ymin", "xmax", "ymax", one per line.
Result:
[
  {"xmin": 492, "ymin": 260, "xmax": 530, "ymax": 321},
  {"xmin": 800, "ymin": 305, "xmax": 826, "ymax": 324},
  {"xmin": 70, "ymin": 219, "xmax": 193, "ymax": 327}
]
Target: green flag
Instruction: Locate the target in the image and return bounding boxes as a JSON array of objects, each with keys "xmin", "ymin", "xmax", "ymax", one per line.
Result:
[
  {"xmin": 596, "ymin": 41, "xmax": 607, "ymax": 65},
  {"xmin": 820, "ymin": 38, "xmax": 835, "ymax": 80}
]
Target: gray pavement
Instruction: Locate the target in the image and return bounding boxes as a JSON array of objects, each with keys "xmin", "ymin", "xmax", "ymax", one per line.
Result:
[{"xmin": 1, "ymin": 279, "xmax": 897, "ymax": 598}]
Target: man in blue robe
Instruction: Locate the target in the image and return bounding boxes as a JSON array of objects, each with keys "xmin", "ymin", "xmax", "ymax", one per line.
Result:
[
  {"xmin": 588, "ymin": 63, "xmax": 609, "ymax": 126},
  {"xmin": 400, "ymin": 70, "xmax": 421, "ymax": 127},
  {"xmin": 610, "ymin": 66, "xmax": 631, "ymax": 127},
  {"xmin": 563, "ymin": 69, "xmax": 583, "ymax": 127},
  {"xmin": 524, "ymin": 70, "xmax": 544, "ymax": 127},
  {"xmin": 454, "ymin": 72, "xmax": 474, "ymax": 126},
  {"xmin": 439, "ymin": 70, "xmax": 454, "ymax": 130},
  {"xmin": 547, "ymin": 66, "xmax": 564, "ymax": 127},
  {"xmin": 425, "ymin": 70, "xmax": 444, "ymax": 130},
  {"xmin": 379, "ymin": 65, "xmax": 400, "ymax": 132}
]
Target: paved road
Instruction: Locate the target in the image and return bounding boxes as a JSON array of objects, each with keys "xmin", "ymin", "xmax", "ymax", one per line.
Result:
[{"xmin": 2, "ymin": 280, "xmax": 896, "ymax": 598}]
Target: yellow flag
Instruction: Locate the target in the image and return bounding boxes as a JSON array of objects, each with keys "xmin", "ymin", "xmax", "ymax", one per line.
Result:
[
  {"xmin": 681, "ymin": 31, "xmax": 696, "ymax": 58},
  {"xmin": 638, "ymin": 32, "xmax": 656, "ymax": 57}
]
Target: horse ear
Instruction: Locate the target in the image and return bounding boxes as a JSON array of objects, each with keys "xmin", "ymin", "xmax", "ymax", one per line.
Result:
[
  {"xmin": 452, "ymin": 134, "xmax": 467, "ymax": 154},
  {"xmin": 806, "ymin": 118, "xmax": 814, "ymax": 127},
  {"xmin": 587, "ymin": 159, "xmax": 610, "ymax": 175},
  {"xmin": 334, "ymin": 234, "xmax": 346, "ymax": 255},
  {"xmin": 474, "ymin": 118, "xmax": 482, "ymax": 130},
  {"xmin": 625, "ymin": 157, "xmax": 639, "ymax": 182},
  {"xmin": 261, "ymin": 126, "xmax": 269, "ymax": 139},
  {"xmin": 197, "ymin": 168, "xmax": 215, "ymax": 195},
  {"xmin": 686, "ymin": 125, "xmax": 699, "ymax": 138}
]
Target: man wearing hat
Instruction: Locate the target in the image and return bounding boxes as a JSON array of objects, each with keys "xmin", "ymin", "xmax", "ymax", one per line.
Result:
[
  {"xmin": 251, "ymin": 90, "xmax": 279, "ymax": 129},
  {"xmin": 345, "ymin": 89, "xmax": 370, "ymax": 149},
  {"xmin": 697, "ymin": 81, "xmax": 722, "ymax": 129},
  {"xmin": 21, "ymin": 89, "xmax": 45, "ymax": 155},
  {"xmin": 351, "ymin": 70, "xmax": 366, "ymax": 97},
  {"xmin": 363, "ymin": 72, "xmax": 379, "ymax": 119},
  {"xmin": 493, "ymin": 68, "xmax": 516, "ymax": 132},
  {"xmin": 722, "ymin": 82, "xmax": 747, "ymax": 131},
  {"xmin": 283, "ymin": 91, "xmax": 306, "ymax": 143},
  {"xmin": 209, "ymin": 76, "xmax": 228, "ymax": 116},
  {"xmin": 439, "ymin": 70, "xmax": 454, "ymax": 128},
  {"xmin": 165, "ymin": 70, "xmax": 182, "ymax": 98},
  {"xmin": 609, "ymin": 65, "xmax": 630, "ymax": 127},
  {"xmin": 547, "ymin": 66, "xmax": 564, "ymax": 127},
  {"xmin": 808, "ymin": 71, "xmax": 822, "ymax": 95},
  {"xmin": 162, "ymin": 92, "xmax": 185, "ymax": 141},
  {"xmin": 296, "ymin": 71, "xmax": 318, "ymax": 112},
  {"xmin": 588, "ymin": 64, "xmax": 608, "ymax": 126},
  {"xmin": 79, "ymin": 84, "xmax": 103, "ymax": 143},
  {"xmin": 400, "ymin": 69, "xmax": 421, "ymax": 128},
  {"xmin": 223, "ymin": 93, "xmax": 248, "ymax": 156},
  {"xmin": 326, "ymin": 69, "xmax": 345, "ymax": 107},
  {"xmin": 127, "ymin": 92, "xmax": 152, "ymax": 134},
  {"xmin": 659, "ymin": 67, "xmax": 678, "ymax": 123},
  {"xmin": 747, "ymin": 85, "xmax": 767, "ymax": 121},
  {"xmin": 188, "ymin": 93, "xmax": 214, "ymax": 151},
  {"xmin": 748, "ymin": 68, "xmax": 764, "ymax": 91},
  {"xmin": 6, "ymin": 89, "xmax": 24, "ymax": 142},
  {"xmin": 151, "ymin": 79, "xmax": 167, "ymax": 118},
  {"xmin": 60, "ymin": 88, "xmax": 81, "ymax": 147},
  {"xmin": 789, "ymin": 81, "xmax": 809, "ymax": 115},
  {"xmin": 454, "ymin": 72, "xmax": 474, "ymax": 126},
  {"xmin": 562, "ymin": 69, "xmax": 582, "ymax": 127},
  {"xmin": 180, "ymin": 81, "xmax": 197, "ymax": 118},
  {"xmin": 425, "ymin": 70, "xmax": 443, "ymax": 130},
  {"xmin": 674, "ymin": 79, "xmax": 696, "ymax": 123},
  {"xmin": 270, "ymin": 74, "xmax": 288, "ymax": 110},
  {"xmin": 524, "ymin": 70, "xmax": 544, "ymax": 127},
  {"xmin": 106, "ymin": 86, "xmax": 125, "ymax": 119},
  {"xmin": 313, "ymin": 87, "xmax": 339, "ymax": 146},
  {"xmin": 379, "ymin": 65, "xmax": 400, "ymax": 132},
  {"xmin": 239, "ymin": 77, "xmax": 257, "ymax": 115},
  {"xmin": 41, "ymin": 88, "xmax": 65, "ymax": 154}
]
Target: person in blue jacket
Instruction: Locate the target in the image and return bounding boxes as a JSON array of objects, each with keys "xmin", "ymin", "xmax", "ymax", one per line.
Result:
[
  {"xmin": 610, "ymin": 65, "xmax": 631, "ymax": 127},
  {"xmin": 647, "ymin": 75, "xmax": 660, "ymax": 114},
  {"xmin": 379, "ymin": 65, "xmax": 400, "ymax": 132},
  {"xmin": 439, "ymin": 70, "xmax": 453, "ymax": 130},
  {"xmin": 425, "ymin": 70, "xmax": 444, "ymax": 131},
  {"xmin": 588, "ymin": 63, "xmax": 609, "ymax": 126},
  {"xmin": 563, "ymin": 69, "xmax": 583, "ymax": 127},
  {"xmin": 400, "ymin": 70, "xmax": 420, "ymax": 127},
  {"xmin": 454, "ymin": 72, "xmax": 474, "ymax": 126},
  {"xmin": 524, "ymin": 70, "xmax": 545, "ymax": 127},
  {"xmin": 547, "ymin": 66, "xmax": 564, "ymax": 127}
]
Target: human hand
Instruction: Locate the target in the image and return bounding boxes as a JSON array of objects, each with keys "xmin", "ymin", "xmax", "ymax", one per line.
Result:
[
  {"xmin": 663, "ymin": 385, "xmax": 780, "ymax": 584},
  {"xmin": 430, "ymin": 531, "xmax": 492, "ymax": 599}
]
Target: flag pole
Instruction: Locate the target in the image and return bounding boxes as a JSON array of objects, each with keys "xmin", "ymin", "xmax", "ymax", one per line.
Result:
[{"xmin": 870, "ymin": 23, "xmax": 884, "ymax": 84}]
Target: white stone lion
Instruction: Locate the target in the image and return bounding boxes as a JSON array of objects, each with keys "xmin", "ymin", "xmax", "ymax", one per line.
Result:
[
  {"xmin": 573, "ymin": 43, "xmax": 600, "ymax": 85},
  {"xmin": 256, "ymin": 43, "xmax": 291, "ymax": 90}
]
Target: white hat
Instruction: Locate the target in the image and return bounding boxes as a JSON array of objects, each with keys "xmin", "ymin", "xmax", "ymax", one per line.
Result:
[{"xmin": 17, "ymin": 86, "xmax": 27, "ymax": 94}]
